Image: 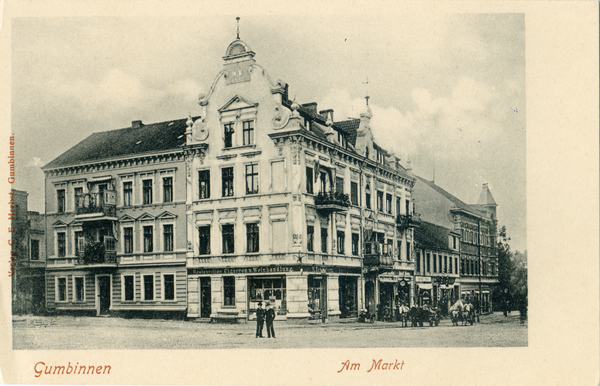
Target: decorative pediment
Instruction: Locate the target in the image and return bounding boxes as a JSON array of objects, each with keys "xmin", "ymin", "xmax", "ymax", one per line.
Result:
[
  {"xmin": 218, "ymin": 95, "xmax": 258, "ymax": 113},
  {"xmin": 52, "ymin": 220, "xmax": 68, "ymax": 227},
  {"xmin": 119, "ymin": 214, "xmax": 136, "ymax": 222},
  {"xmin": 136, "ymin": 213, "xmax": 156, "ymax": 222},
  {"xmin": 157, "ymin": 211, "xmax": 177, "ymax": 220}
]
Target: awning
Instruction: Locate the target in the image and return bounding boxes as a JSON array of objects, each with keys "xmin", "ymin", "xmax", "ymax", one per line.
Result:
[{"xmin": 417, "ymin": 283, "xmax": 433, "ymax": 290}]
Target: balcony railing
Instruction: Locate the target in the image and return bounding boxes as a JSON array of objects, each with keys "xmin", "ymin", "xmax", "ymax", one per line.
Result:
[
  {"xmin": 396, "ymin": 213, "xmax": 421, "ymax": 229},
  {"xmin": 314, "ymin": 191, "xmax": 350, "ymax": 211},
  {"xmin": 363, "ymin": 253, "xmax": 394, "ymax": 269},
  {"xmin": 76, "ymin": 238, "xmax": 117, "ymax": 265},
  {"xmin": 75, "ymin": 190, "xmax": 117, "ymax": 217}
]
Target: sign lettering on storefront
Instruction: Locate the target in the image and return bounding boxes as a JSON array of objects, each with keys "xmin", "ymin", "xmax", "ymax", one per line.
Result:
[{"xmin": 188, "ymin": 265, "xmax": 361, "ymax": 276}]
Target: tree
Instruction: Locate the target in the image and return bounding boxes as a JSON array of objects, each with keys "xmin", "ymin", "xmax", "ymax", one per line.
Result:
[{"xmin": 493, "ymin": 226, "xmax": 515, "ymax": 310}]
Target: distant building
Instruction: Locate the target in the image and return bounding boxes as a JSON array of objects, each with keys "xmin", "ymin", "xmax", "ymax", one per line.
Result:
[
  {"xmin": 10, "ymin": 189, "xmax": 46, "ymax": 315},
  {"xmin": 42, "ymin": 120, "xmax": 188, "ymax": 316},
  {"xmin": 413, "ymin": 177, "xmax": 499, "ymax": 312}
]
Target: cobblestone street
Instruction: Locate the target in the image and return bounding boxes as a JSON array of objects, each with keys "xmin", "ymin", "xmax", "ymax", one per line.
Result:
[{"xmin": 13, "ymin": 312, "xmax": 526, "ymax": 350}]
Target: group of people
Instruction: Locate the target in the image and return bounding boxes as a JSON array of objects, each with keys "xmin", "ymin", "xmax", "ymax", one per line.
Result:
[{"xmin": 255, "ymin": 301, "xmax": 276, "ymax": 338}]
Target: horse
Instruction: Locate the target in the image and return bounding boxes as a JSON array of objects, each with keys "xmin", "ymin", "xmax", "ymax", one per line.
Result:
[
  {"xmin": 462, "ymin": 303, "xmax": 475, "ymax": 326},
  {"xmin": 397, "ymin": 305, "xmax": 410, "ymax": 327},
  {"xmin": 449, "ymin": 300, "xmax": 464, "ymax": 326}
]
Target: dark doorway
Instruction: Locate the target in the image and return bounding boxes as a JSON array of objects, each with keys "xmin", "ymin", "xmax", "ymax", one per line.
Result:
[
  {"xmin": 200, "ymin": 277, "xmax": 211, "ymax": 318},
  {"xmin": 365, "ymin": 280, "xmax": 376, "ymax": 315},
  {"xmin": 308, "ymin": 275, "xmax": 327, "ymax": 321},
  {"xmin": 97, "ymin": 276, "xmax": 111, "ymax": 315},
  {"xmin": 339, "ymin": 276, "xmax": 358, "ymax": 318}
]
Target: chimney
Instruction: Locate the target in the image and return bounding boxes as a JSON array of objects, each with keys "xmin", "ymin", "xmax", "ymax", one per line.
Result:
[
  {"xmin": 132, "ymin": 120, "xmax": 143, "ymax": 129},
  {"xmin": 301, "ymin": 102, "xmax": 318, "ymax": 115},
  {"xmin": 319, "ymin": 109, "xmax": 334, "ymax": 121}
]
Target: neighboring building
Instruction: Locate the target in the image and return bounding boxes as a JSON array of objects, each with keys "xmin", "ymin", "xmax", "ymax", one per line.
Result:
[
  {"xmin": 42, "ymin": 119, "xmax": 189, "ymax": 316},
  {"xmin": 10, "ymin": 189, "xmax": 46, "ymax": 315},
  {"xmin": 413, "ymin": 176, "xmax": 499, "ymax": 313},
  {"xmin": 183, "ymin": 35, "xmax": 416, "ymax": 323}
]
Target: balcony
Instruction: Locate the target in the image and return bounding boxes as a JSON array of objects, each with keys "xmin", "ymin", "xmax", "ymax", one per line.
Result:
[
  {"xmin": 314, "ymin": 191, "xmax": 350, "ymax": 212},
  {"xmin": 75, "ymin": 191, "xmax": 117, "ymax": 218},
  {"xmin": 396, "ymin": 213, "xmax": 421, "ymax": 230},
  {"xmin": 76, "ymin": 238, "xmax": 117, "ymax": 266},
  {"xmin": 363, "ymin": 253, "xmax": 394, "ymax": 270}
]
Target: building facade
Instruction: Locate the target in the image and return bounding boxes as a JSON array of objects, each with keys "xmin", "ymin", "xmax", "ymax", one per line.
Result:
[
  {"xmin": 183, "ymin": 36, "xmax": 417, "ymax": 323},
  {"xmin": 42, "ymin": 119, "xmax": 189, "ymax": 316}
]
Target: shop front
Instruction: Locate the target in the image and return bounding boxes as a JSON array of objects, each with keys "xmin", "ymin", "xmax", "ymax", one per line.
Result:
[
  {"xmin": 415, "ymin": 276, "xmax": 432, "ymax": 307},
  {"xmin": 338, "ymin": 275, "xmax": 358, "ymax": 318},
  {"xmin": 248, "ymin": 276, "xmax": 287, "ymax": 319}
]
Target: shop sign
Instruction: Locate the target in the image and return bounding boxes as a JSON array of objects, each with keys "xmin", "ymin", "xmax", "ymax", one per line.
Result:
[
  {"xmin": 188, "ymin": 265, "xmax": 361, "ymax": 276},
  {"xmin": 379, "ymin": 275, "xmax": 398, "ymax": 283},
  {"xmin": 415, "ymin": 276, "xmax": 432, "ymax": 283}
]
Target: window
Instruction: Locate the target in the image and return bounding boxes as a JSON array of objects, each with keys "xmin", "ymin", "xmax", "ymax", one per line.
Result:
[
  {"xmin": 74, "ymin": 187, "xmax": 83, "ymax": 209},
  {"xmin": 163, "ymin": 274, "xmax": 175, "ymax": 301},
  {"xmin": 351, "ymin": 182, "xmax": 358, "ymax": 205},
  {"xmin": 143, "ymin": 275, "xmax": 154, "ymax": 300},
  {"xmin": 57, "ymin": 277, "xmax": 67, "ymax": 302},
  {"xmin": 246, "ymin": 223, "xmax": 259, "ymax": 253},
  {"xmin": 163, "ymin": 177, "xmax": 173, "ymax": 203},
  {"xmin": 223, "ymin": 276, "xmax": 235, "ymax": 306},
  {"xmin": 444, "ymin": 256, "xmax": 448, "ymax": 273},
  {"xmin": 397, "ymin": 240, "xmax": 402, "ymax": 260},
  {"xmin": 386, "ymin": 193, "xmax": 392, "ymax": 214},
  {"xmin": 377, "ymin": 191, "xmax": 384, "ymax": 212},
  {"xmin": 307, "ymin": 226, "xmax": 314, "ymax": 252},
  {"xmin": 198, "ymin": 170, "xmax": 210, "ymax": 199},
  {"xmin": 74, "ymin": 231, "xmax": 83, "ymax": 255},
  {"xmin": 306, "ymin": 167, "xmax": 314, "ymax": 194},
  {"xmin": 222, "ymin": 224, "xmax": 234, "ymax": 254},
  {"xmin": 163, "ymin": 224, "xmax": 174, "ymax": 252},
  {"xmin": 365, "ymin": 184, "xmax": 371, "ymax": 209},
  {"xmin": 74, "ymin": 277, "xmax": 84, "ymax": 302},
  {"xmin": 143, "ymin": 226, "xmax": 153, "ymax": 253},
  {"xmin": 242, "ymin": 120, "xmax": 254, "ymax": 145},
  {"xmin": 449, "ymin": 256, "xmax": 453, "ymax": 273},
  {"xmin": 320, "ymin": 228, "xmax": 328, "ymax": 253},
  {"xmin": 337, "ymin": 231, "xmax": 345, "ymax": 254},
  {"xmin": 406, "ymin": 241, "xmax": 411, "ymax": 261},
  {"xmin": 433, "ymin": 254, "xmax": 437, "ymax": 273},
  {"xmin": 405, "ymin": 199, "xmax": 410, "ymax": 215},
  {"xmin": 123, "ymin": 182, "xmax": 132, "ymax": 206},
  {"xmin": 319, "ymin": 172, "xmax": 327, "ymax": 193},
  {"xmin": 245, "ymin": 164, "xmax": 259, "ymax": 194},
  {"xmin": 224, "ymin": 123, "xmax": 234, "ymax": 148},
  {"xmin": 222, "ymin": 167, "xmax": 234, "ymax": 197},
  {"xmin": 57, "ymin": 232, "xmax": 66, "ymax": 257},
  {"xmin": 351, "ymin": 233, "xmax": 359, "ymax": 256},
  {"xmin": 142, "ymin": 179, "xmax": 153, "ymax": 205},
  {"xmin": 124, "ymin": 275, "xmax": 134, "ymax": 301},
  {"xmin": 335, "ymin": 177, "xmax": 344, "ymax": 194},
  {"xmin": 124, "ymin": 227, "xmax": 133, "ymax": 254},
  {"xmin": 396, "ymin": 197, "xmax": 401, "ymax": 216},
  {"xmin": 416, "ymin": 251, "xmax": 421, "ymax": 272},
  {"xmin": 198, "ymin": 226, "xmax": 211, "ymax": 255},
  {"xmin": 30, "ymin": 239, "xmax": 40, "ymax": 260},
  {"xmin": 461, "ymin": 258, "xmax": 465, "ymax": 274},
  {"xmin": 57, "ymin": 189, "xmax": 65, "ymax": 213},
  {"xmin": 455, "ymin": 258, "xmax": 458, "ymax": 275},
  {"xmin": 439, "ymin": 255, "xmax": 443, "ymax": 273},
  {"xmin": 427, "ymin": 253, "xmax": 431, "ymax": 272}
]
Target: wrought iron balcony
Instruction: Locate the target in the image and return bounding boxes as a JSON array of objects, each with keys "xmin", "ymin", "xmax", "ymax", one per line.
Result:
[
  {"xmin": 363, "ymin": 253, "xmax": 394, "ymax": 269},
  {"xmin": 75, "ymin": 191, "xmax": 117, "ymax": 217},
  {"xmin": 76, "ymin": 239, "xmax": 117, "ymax": 266},
  {"xmin": 314, "ymin": 191, "xmax": 350, "ymax": 211},
  {"xmin": 396, "ymin": 213, "xmax": 421, "ymax": 229}
]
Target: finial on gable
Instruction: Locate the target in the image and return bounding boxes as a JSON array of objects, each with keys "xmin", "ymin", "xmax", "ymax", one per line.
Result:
[{"xmin": 236, "ymin": 17, "xmax": 241, "ymax": 39}]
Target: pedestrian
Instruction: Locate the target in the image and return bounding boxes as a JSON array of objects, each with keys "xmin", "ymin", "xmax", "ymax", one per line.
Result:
[
  {"xmin": 265, "ymin": 302, "xmax": 276, "ymax": 338},
  {"xmin": 255, "ymin": 301, "xmax": 265, "ymax": 338}
]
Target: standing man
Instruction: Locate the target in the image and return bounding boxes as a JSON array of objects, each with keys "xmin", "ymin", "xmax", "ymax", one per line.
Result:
[
  {"xmin": 265, "ymin": 302, "xmax": 276, "ymax": 338},
  {"xmin": 255, "ymin": 301, "xmax": 265, "ymax": 338}
]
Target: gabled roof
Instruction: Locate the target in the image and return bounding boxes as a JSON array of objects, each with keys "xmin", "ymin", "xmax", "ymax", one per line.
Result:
[
  {"xmin": 157, "ymin": 211, "xmax": 177, "ymax": 219},
  {"xmin": 477, "ymin": 184, "xmax": 497, "ymax": 206},
  {"xmin": 414, "ymin": 175, "xmax": 486, "ymax": 218},
  {"xmin": 43, "ymin": 117, "xmax": 195, "ymax": 170},
  {"xmin": 137, "ymin": 213, "xmax": 156, "ymax": 221},
  {"xmin": 414, "ymin": 221, "xmax": 453, "ymax": 252},
  {"xmin": 119, "ymin": 214, "xmax": 136, "ymax": 222}
]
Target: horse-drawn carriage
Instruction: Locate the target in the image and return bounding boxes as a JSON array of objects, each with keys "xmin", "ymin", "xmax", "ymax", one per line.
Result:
[
  {"xmin": 450, "ymin": 299, "xmax": 475, "ymax": 326},
  {"xmin": 407, "ymin": 305, "xmax": 441, "ymax": 327}
]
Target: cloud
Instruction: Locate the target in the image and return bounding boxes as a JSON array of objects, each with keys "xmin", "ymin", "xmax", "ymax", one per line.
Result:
[{"xmin": 28, "ymin": 157, "xmax": 44, "ymax": 167}]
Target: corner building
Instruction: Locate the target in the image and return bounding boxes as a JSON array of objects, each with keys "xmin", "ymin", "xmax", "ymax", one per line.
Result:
[{"xmin": 185, "ymin": 37, "xmax": 416, "ymax": 323}]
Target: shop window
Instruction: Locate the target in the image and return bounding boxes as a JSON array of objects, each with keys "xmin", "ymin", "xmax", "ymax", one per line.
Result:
[
  {"xmin": 57, "ymin": 232, "xmax": 66, "ymax": 257},
  {"xmin": 123, "ymin": 182, "xmax": 132, "ymax": 206},
  {"xmin": 386, "ymin": 194, "xmax": 392, "ymax": 214},
  {"xmin": 224, "ymin": 123, "xmax": 234, "ymax": 148},
  {"xmin": 198, "ymin": 226, "xmax": 211, "ymax": 255},
  {"xmin": 163, "ymin": 224, "xmax": 174, "ymax": 252},
  {"xmin": 57, "ymin": 189, "xmax": 65, "ymax": 213},
  {"xmin": 198, "ymin": 170, "xmax": 210, "ymax": 199},
  {"xmin": 306, "ymin": 167, "xmax": 314, "ymax": 194},
  {"xmin": 320, "ymin": 228, "xmax": 328, "ymax": 253},
  {"xmin": 365, "ymin": 184, "xmax": 371, "ymax": 209},
  {"xmin": 123, "ymin": 275, "xmax": 134, "ymax": 301},
  {"xmin": 142, "ymin": 179, "xmax": 153, "ymax": 205},
  {"xmin": 30, "ymin": 239, "xmax": 39, "ymax": 260},
  {"xmin": 143, "ymin": 275, "xmax": 154, "ymax": 300},
  {"xmin": 123, "ymin": 227, "xmax": 133, "ymax": 254},
  {"xmin": 351, "ymin": 233, "xmax": 359, "ymax": 256},
  {"xmin": 337, "ymin": 231, "xmax": 345, "ymax": 254},
  {"xmin": 249, "ymin": 277, "xmax": 286, "ymax": 303},
  {"xmin": 246, "ymin": 223, "xmax": 259, "ymax": 253},
  {"xmin": 74, "ymin": 277, "xmax": 85, "ymax": 302},
  {"xmin": 242, "ymin": 120, "xmax": 254, "ymax": 145},
  {"xmin": 245, "ymin": 164, "xmax": 259, "ymax": 194},
  {"xmin": 350, "ymin": 182, "xmax": 358, "ymax": 205},
  {"xmin": 335, "ymin": 177, "xmax": 344, "ymax": 194},
  {"xmin": 57, "ymin": 277, "xmax": 67, "ymax": 302},
  {"xmin": 223, "ymin": 276, "xmax": 235, "ymax": 306},
  {"xmin": 163, "ymin": 177, "xmax": 173, "ymax": 203},
  {"xmin": 163, "ymin": 274, "xmax": 175, "ymax": 300},
  {"xmin": 222, "ymin": 224, "xmax": 234, "ymax": 254},
  {"xmin": 377, "ymin": 191, "xmax": 384, "ymax": 212},
  {"xmin": 143, "ymin": 226, "xmax": 153, "ymax": 253},
  {"xmin": 307, "ymin": 226, "xmax": 314, "ymax": 252},
  {"xmin": 222, "ymin": 167, "xmax": 234, "ymax": 197}
]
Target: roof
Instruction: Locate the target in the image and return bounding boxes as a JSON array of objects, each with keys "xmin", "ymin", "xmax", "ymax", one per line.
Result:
[
  {"xmin": 414, "ymin": 175, "xmax": 486, "ymax": 218},
  {"xmin": 414, "ymin": 221, "xmax": 453, "ymax": 252},
  {"xmin": 477, "ymin": 184, "xmax": 497, "ymax": 206},
  {"xmin": 43, "ymin": 117, "xmax": 194, "ymax": 169},
  {"xmin": 333, "ymin": 119, "xmax": 360, "ymax": 146}
]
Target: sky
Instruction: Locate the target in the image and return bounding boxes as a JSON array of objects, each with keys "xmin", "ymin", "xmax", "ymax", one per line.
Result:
[{"xmin": 11, "ymin": 14, "xmax": 526, "ymax": 252}]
